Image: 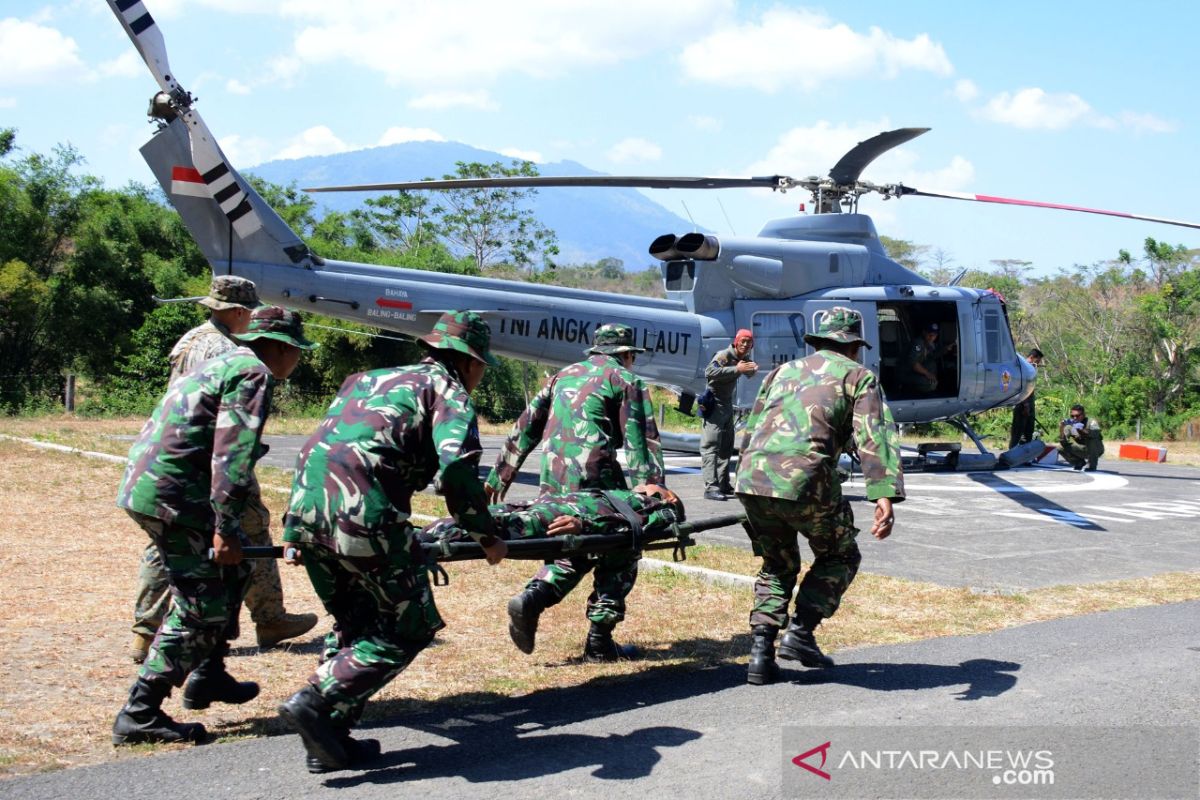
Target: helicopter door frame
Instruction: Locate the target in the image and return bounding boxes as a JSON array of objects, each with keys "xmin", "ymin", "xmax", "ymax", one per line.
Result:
[{"xmin": 733, "ymin": 301, "xmax": 879, "ymax": 408}]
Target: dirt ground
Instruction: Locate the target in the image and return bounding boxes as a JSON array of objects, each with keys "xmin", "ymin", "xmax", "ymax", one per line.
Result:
[{"xmin": 0, "ymin": 424, "xmax": 1197, "ymax": 778}]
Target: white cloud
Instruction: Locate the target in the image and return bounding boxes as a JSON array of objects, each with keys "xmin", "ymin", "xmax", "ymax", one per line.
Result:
[
  {"xmin": 607, "ymin": 137, "xmax": 663, "ymax": 164},
  {"xmin": 952, "ymin": 79, "xmax": 978, "ymax": 102},
  {"xmin": 679, "ymin": 8, "xmax": 952, "ymax": 92},
  {"xmin": 499, "ymin": 147, "xmax": 543, "ymax": 163},
  {"xmin": 0, "ymin": 97, "xmax": 15, "ymax": 109},
  {"xmin": 274, "ymin": 126, "xmax": 353, "ymax": 160},
  {"xmin": 96, "ymin": 50, "xmax": 142, "ymax": 80},
  {"xmin": 288, "ymin": 0, "xmax": 732, "ymax": 87},
  {"xmin": 0, "ymin": 18, "xmax": 85, "ymax": 86},
  {"xmin": 409, "ymin": 90, "xmax": 498, "ymax": 111},
  {"xmin": 225, "ymin": 78, "xmax": 252, "ymax": 95},
  {"xmin": 979, "ymin": 87, "xmax": 1093, "ymax": 130},
  {"xmin": 688, "ymin": 115, "xmax": 723, "ymax": 132},
  {"xmin": 218, "ymin": 133, "xmax": 274, "ymax": 167},
  {"xmin": 378, "ymin": 127, "xmax": 446, "ymax": 146},
  {"xmin": 1117, "ymin": 110, "xmax": 1176, "ymax": 134}
]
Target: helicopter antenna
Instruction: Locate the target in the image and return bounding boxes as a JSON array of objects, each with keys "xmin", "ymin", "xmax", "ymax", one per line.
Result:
[
  {"xmin": 680, "ymin": 200, "xmax": 697, "ymax": 231},
  {"xmin": 716, "ymin": 197, "xmax": 737, "ymax": 236}
]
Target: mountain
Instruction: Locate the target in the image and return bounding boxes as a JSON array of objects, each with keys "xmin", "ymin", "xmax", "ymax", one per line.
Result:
[{"xmin": 244, "ymin": 141, "xmax": 702, "ymax": 269}]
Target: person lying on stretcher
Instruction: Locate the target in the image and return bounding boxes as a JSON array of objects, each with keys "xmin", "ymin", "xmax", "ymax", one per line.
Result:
[{"xmin": 420, "ymin": 484, "xmax": 683, "ymax": 543}]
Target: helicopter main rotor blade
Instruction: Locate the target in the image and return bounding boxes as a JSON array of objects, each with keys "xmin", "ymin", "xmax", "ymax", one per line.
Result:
[
  {"xmin": 305, "ymin": 175, "xmax": 801, "ymax": 193},
  {"xmin": 828, "ymin": 128, "xmax": 930, "ymax": 186},
  {"xmin": 107, "ymin": 0, "xmax": 262, "ymax": 238},
  {"xmin": 892, "ymin": 185, "xmax": 1200, "ymax": 230}
]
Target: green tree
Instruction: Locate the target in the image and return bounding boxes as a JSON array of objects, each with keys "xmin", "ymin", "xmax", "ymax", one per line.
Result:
[
  {"xmin": 428, "ymin": 160, "xmax": 559, "ymax": 273},
  {"xmin": 880, "ymin": 235, "xmax": 928, "ymax": 273}
]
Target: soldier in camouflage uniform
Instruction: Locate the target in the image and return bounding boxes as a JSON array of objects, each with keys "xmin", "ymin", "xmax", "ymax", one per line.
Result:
[
  {"xmin": 485, "ymin": 323, "xmax": 666, "ymax": 662},
  {"xmin": 701, "ymin": 329, "xmax": 758, "ymax": 500},
  {"xmin": 112, "ymin": 307, "xmax": 317, "ymax": 745},
  {"xmin": 422, "ymin": 484, "xmax": 683, "ymax": 547},
  {"xmin": 277, "ymin": 311, "xmax": 507, "ymax": 774},
  {"xmin": 735, "ymin": 307, "xmax": 904, "ymax": 685},
  {"xmin": 903, "ymin": 322, "xmax": 956, "ymax": 393},
  {"xmin": 131, "ymin": 276, "xmax": 317, "ymax": 664}
]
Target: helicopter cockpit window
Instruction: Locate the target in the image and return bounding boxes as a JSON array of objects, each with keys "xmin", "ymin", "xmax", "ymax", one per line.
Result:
[
  {"xmin": 984, "ymin": 308, "xmax": 1004, "ymax": 363},
  {"xmin": 877, "ymin": 302, "xmax": 959, "ymax": 400}
]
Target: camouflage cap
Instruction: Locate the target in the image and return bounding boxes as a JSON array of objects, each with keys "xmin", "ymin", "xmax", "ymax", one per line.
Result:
[
  {"xmin": 587, "ymin": 323, "xmax": 645, "ymax": 356},
  {"xmin": 803, "ymin": 306, "xmax": 872, "ymax": 349},
  {"xmin": 419, "ymin": 310, "xmax": 498, "ymax": 366},
  {"xmin": 198, "ymin": 275, "xmax": 261, "ymax": 311},
  {"xmin": 234, "ymin": 305, "xmax": 318, "ymax": 350}
]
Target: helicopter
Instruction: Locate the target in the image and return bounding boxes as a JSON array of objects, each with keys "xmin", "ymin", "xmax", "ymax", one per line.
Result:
[{"xmin": 107, "ymin": 0, "xmax": 1198, "ymax": 455}]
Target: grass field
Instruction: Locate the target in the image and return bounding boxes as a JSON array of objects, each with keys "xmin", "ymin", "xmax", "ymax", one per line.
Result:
[{"xmin": 1, "ymin": 426, "xmax": 1197, "ymax": 778}]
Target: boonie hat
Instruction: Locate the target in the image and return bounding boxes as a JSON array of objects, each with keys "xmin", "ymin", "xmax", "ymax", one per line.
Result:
[
  {"xmin": 419, "ymin": 310, "xmax": 498, "ymax": 366},
  {"xmin": 803, "ymin": 307, "xmax": 872, "ymax": 349},
  {"xmin": 198, "ymin": 275, "xmax": 261, "ymax": 311},
  {"xmin": 587, "ymin": 323, "xmax": 646, "ymax": 356},
  {"xmin": 235, "ymin": 306, "xmax": 318, "ymax": 350}
]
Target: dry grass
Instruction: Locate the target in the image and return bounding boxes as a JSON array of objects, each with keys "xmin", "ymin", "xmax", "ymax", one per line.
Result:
[{"xmin": 1, "ymin": 427, "xmax": 1198, "ymax": 779}]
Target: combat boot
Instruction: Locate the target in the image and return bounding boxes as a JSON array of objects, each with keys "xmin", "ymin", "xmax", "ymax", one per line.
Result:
[
  {"xmin": 182, "ymin": 644, "xmax": 260, "ymax": 710},
  {"xmin": 256, "ymin": 612, "xmax": 319, "ymax": 648},
  {"xmin": 112, "ymin": 676, "xmax": 206, "ymax": 746},
  {"xmin": 279, "ymin": 685, "xmax": 347, "ymax": 772},
  {"xmin": 583, "ymin": 621, "xmax": 639, "ymax": 662},
  {"xmin": 306, "ymin": 726, "xmax": 382, "ymax": 774},
  {"xmin": 507, "ymin": 580, "xmax": 558, "ymax": 654},
  {"xmin": 778, "ymin": 613, "xmax": 834, "ymax": 668},
  {"xmin": 746, "ymin": 625, "xmax": 780, "ymax": 685}
]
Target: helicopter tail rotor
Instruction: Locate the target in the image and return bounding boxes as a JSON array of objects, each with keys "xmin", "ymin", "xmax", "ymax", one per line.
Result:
[{"xmin": 107, "ymin": 0, "xmax": 262, "ymax": 239}]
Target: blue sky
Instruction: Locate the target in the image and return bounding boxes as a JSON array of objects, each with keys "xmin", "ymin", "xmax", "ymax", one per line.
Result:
[{"xmin": 3, "ymin": 0, "xmax": 1197, "ymax": 275}]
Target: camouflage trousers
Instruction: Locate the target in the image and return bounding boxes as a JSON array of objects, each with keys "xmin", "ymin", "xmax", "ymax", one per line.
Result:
[
  {"xmin": 533, "ymin": 550, "xmax": 639, "ymax": 627},
  {"xmin": 126, "ymin": 511, "xmax": 251, "ymax": 687},
  {"xmin": 737, "ymin": 493, "xmax": 862, "ymax": 629},
  {"xmin": 1058, "ymin": 436, "xmax": 1104, "ymax": 470},
  {"xmin": 298, "ymin": 537, "xmax": 441, "ymax": 725},
  {"xmin": 133, "ymin": 492, "xmax": 284, "ymax": 636},
  {"xmin": 700, "ymin": 405, "xmax": 736, "ymax": 489}
]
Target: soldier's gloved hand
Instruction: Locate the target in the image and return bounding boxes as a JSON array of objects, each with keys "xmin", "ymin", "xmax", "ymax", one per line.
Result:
[
  {"xmin": 211, "ymin": 530, "xmax": 244, "ymax": 565},
  {"xmin": 480, "ymin": 536, "xmax": 507, "ymax": 565},
  {"xmin": 547, "ymin": 515, "xmax": 583, "ymax": 537}
]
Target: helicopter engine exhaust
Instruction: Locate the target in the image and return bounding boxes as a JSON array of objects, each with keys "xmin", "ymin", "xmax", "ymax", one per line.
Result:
[
  {"xmin": 649, "ymin": 234, "xmax": 682, "ymax": 261},
  {"xmin": 675, "ymin": 233, "xmax": 720, "ymax": 260}
]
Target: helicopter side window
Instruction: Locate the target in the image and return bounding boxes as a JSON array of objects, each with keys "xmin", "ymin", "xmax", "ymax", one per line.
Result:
[{"xmin": 984, "ymin": 308, "xmax": 1002, "ymax": 362}]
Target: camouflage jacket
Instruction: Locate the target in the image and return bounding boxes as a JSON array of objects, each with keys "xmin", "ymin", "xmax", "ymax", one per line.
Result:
[
  {"xmin": 704, "ymin": 345, "xmax": 750, "ymax": 406},
  {"xmin": 423, "ymin": 489, "xmax": 684, "ymax": 542},
  {"xmin": 485, "ymin": 354, "xmax": 665, "ymax": 495},
  {"xmin": 116, "ymin": 347, "xmax": 274, "ymax": 536},
  {"xmin": 168, "ymin": 319, "xmax": 237, "ymax": 384},
  {"xmin": 282, "ymin": 357, "xmax": 494, "ymax": 559},
  {"xmin": 735, "ymin": 349, "xmax": 904, "ymax": 503}
]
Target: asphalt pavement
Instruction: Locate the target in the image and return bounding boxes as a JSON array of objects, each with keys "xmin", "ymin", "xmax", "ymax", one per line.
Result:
[{"xmin": 9, "ymin": 601, "xmax": 1198, "ymax": 799}]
